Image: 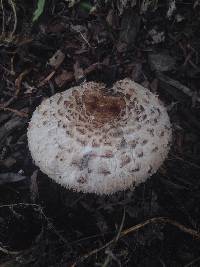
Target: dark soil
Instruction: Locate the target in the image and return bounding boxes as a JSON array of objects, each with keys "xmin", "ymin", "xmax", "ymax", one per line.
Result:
[{"xmin": 0, "ymin": 1, "xmax": 200, "ymax": 266}]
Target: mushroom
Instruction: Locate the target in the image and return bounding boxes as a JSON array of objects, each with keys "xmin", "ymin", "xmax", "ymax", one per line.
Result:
[{"xmin": 27, "ymin": 78, "xmax": 172, "ymax": 194}]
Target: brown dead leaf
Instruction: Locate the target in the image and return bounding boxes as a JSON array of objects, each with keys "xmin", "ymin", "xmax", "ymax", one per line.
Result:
[
  {"xmin": 55, "ymin": 70, "xmax": 74, "ymax": 87},
  {"xmin": 148, "ymin": 52, "xmax": 176, "ymax": 72},
  {"xmin": 54, "ymin": 62, "xmax": 100, "ymax": 87},
  {"xmin": 0, "ymin": 157, "xmax": 16, "ymax": 168},
  {"xmin": 84, "ymin": 62, "xmax": 101, "ymax": 75}
]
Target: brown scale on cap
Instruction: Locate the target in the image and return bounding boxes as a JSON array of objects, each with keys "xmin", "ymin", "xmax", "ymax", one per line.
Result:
[
  {"xmin": 147, "ymin": 128, "xmax": 155, "ymax": 137},
  {"xmin": 92, "ymin": 139, "xmax": 100, "ymax": 147},
  {"xmin": 129, "ymin": 140, "xmax": 138, "ymax": 149},
  {"xmin": 57, "ymin": 95, "xmax": 63, "ymax": 105},
  {"xmin": 118, "ymin": 138, "xmax": 127, "ymax": 149},
  {"xmin": 100, "ymin": 150, "xmax": 114, "ymax": 158},
  {"xmin": 137, "ymin": 151, "xmax": 144, "ymax": 158},
  {"xmin": 148, "ymin": 165, "xmax": 153, "ymax": 174},
  {"xmin": 76, "ymin": 138, "xmax": 86, "ymax": 146},
  {"xmin": 160, "ymin": 131, "xmax": 165, "ymax": 137},
  {"xmin": 63, "ymin": 100, "xmax": 71, "ymax": 107},
  {"xmin": 42, "ymin": 110, "xmax": 48, "ymax": 116},
  {"xmin": 111, "ymin": 129, "xmax": 123, "ymax": 138},
  {"xmin": 152, "ymin": 146, "xmax": 159, "ymax": 152},
  {"xmin": 77, "ymin": 175, "xmax": 88, "ymax": 184},
  {"xmin": 98, "ymin": 168, "xmax": 111, "ymax": 176},
  {"xmin": 120, "ymin": 155, "xmax": 131, "ymax": 168},
  {"xmin": 71, "ymin": 153, "xmax": 97, "ymax": 170},
  {"xmin": 82, "ymin": 89, "xmax": 126, "ymax": 127},
  {"xmin": 141, "ymin": 139, "xmax": 148, "ymax": 146},
  {"xmin": 76, "ymin": 128, "xmax": 86, "ymax": 135},
  {"xmin": 104, "ymin": 141, "xmax": 112, "ymax": 146},
  {"xmin": 130, "ymin": 163, "xmax": 140, "ymax": 172},
  {"xmin": 58, "ymin": 109, "xmax": 64, "ymax": 116}
]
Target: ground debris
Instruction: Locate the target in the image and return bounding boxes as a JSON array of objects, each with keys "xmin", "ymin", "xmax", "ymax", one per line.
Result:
[
  {"xmin": 117, "ymin": 10, "xmax": 141, "ymax": 52},
  {"xmin": 54, "ymin": 70, "xmax": 74, "ymax": 87},
  {"xmin": 0, "ymin": 1, "xmax": 200, "ymax": 266},
  {"xmin": 148, "ymin": 52, "xmax": 176, "ymax": 72},
  {"xmin": 0, "ymin": 172, "xmax": 26, "ymax": 185},
  {"xmin": 0, "ymin": 157, "xmax": 16, "ymax": 168},
  {"xmin": 156, "ymin": 72, "xmax": 200, "ymax": 103},
  {"xmin": 48, "ymin": 50, "xmax": 65, "ymax": 69}
]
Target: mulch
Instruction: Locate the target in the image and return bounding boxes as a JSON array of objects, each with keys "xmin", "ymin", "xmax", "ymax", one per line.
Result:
[{"xmin": 0, "ymin": 1, "xmax": 200, "ymax": 266}]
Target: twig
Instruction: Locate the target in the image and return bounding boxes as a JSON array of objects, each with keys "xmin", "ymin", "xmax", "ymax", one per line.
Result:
[
  {"xmin": 0, "ymin": 107, "xmax": 28, "ymax": 117},
  {"xmin": 184, "ymin": 256, "xmax": 200, "ymax": 267},
  {"xmin": 8, "ymin": 0, "xmax": 17, "ymax": 38},
  {"xmin": 71, "ymin": 216, "xmax": 200, "ymax": 267},
  {"xmin": 39, "ymin": 70, "xmax": 56, "ymax": 87},
  {"xmin": 0, "ymin": 203, "xmax": 69, "ymax": 253},
  {"xmin": 179, "ymin": 42, "xmax": 200, "ymax": 71},
  {"xmin": 156, "ymin": 72, "xmax": 200, "ymax": 103},
  {"xmin": 10, "ymin": 56, "xmax": 15, "ymax": 75},
  {"xmin": 0, "ymin": 0, "xmax": 5, "ymax": 37},
  {"xmin": 15, "ymin": 68, "xmax": 32, "ymax": 95},
  {"xmin": 0, "ymin": 246, "xmax": 21, "ymax": 255},
  {"xmin": 79, "ymin": 31, "xmax": 91, "ymax": 48},
  {"xmin": 102, "ymin": 209, "xmax": 125, "ymax": 267},
  {"xmin": 0, "ymin": 68, "xmax": 31, "ymax": 108},
  {"xmin": 71, "ymin": 26, "xmax": 92, "ymax": 48},
  {"xmin": 0, "ymin": 203, "xmax": 39, "ymax": 209},
  {"xmin": 115, "ymin": 208, "xmax": 126, "ymax": 242},
  {"xmin": 168, "ymin": 155, "xmax": 200, "ymax": 170},
  {"xmin": 120, "ymin": 217, "xmax": 200, "ymax": 238},
  {"xmin": 41, "ymin": 62, "xmax": 101, "ymax": 87},
  {"xmin": 0, "ymin": 63, "xmax": 13, "ymax": 74}
]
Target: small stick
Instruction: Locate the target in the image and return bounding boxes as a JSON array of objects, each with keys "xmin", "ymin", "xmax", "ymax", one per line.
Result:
[
  {"xmin": 71, "ymin": 216, "xmax": 200, "ymax": 266},
  {"xmin": 8, "ymin": 0, "xmax": 17, "ymax": 38},
  {"xmin": 184, "ymin": 256, "xmax": 200, "ymax": 267},
  {"xmin": 15, "ymin": 68, "xmax": 32, "ymax": 95},
  {"xmin": 156, "ymin": 72, "xmax": 200, "ymax": 103},
  {"xmin": 39, "ymin": 71, "xmax": 56, "ymax": 87},
  {"xmin": 0, "ymin": 0, "xmax": 5, "ymax": 37},
  {"xmin": 0, "ymin": 246, "xmax": 21, "ymax": 255},
  {"xmin": 0, "ymin": 107, "xmax": 28, "ymax": 117},
  {"xmin": 0, "ymin": 68, "xmax": 31, "ymax": 108}
]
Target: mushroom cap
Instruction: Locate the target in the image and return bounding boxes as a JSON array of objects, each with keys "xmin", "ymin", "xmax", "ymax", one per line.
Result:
[{"xmin": 27, "ymin": 79, "xmax": 172, "ymax": 194}]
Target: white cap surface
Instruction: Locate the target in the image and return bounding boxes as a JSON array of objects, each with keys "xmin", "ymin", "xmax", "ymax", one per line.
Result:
[{"xmin": 27, "ymin": 79, "xmax": 172, "ymax": 194}]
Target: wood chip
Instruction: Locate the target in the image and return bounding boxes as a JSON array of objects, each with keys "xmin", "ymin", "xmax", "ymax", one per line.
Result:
[{"xmin": 49, "ymin": 50, "xmax": 65, "ymax": 69}]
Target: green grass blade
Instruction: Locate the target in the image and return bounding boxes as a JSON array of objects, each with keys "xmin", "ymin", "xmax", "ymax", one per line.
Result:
[{"xmin": 32, "ymin": 0, "xmax": 46, "ymax": 22}]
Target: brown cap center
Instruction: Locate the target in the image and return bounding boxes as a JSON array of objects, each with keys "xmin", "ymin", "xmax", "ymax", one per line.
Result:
[{"xmin": 83, "ymin": 90, "xmax": 126, "ymax": 124}]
